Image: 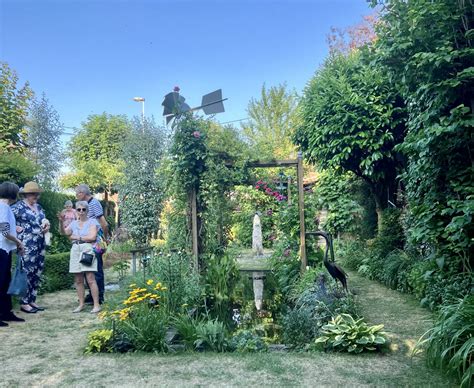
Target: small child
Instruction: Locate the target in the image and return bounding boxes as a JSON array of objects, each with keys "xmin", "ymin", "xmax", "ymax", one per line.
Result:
[{"xmin": 60, "ymin": 200, "xmax": 77, "ymax": 229}]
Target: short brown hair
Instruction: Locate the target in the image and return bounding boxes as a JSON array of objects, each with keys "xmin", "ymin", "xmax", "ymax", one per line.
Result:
[{"xmin": 0, "ymin": 182, "xmax": 20, "ymax": 200}]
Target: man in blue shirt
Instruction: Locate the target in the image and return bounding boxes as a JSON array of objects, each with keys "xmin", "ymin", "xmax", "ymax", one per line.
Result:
[{"xmin": 75, "ymin": 184, "xmax": 109, "ymax": 304}]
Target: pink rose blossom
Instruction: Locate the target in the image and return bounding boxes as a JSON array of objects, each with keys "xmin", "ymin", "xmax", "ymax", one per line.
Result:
[{"xmin": 193, "ymin": 131, "xmax": 201, "ymax": 138}]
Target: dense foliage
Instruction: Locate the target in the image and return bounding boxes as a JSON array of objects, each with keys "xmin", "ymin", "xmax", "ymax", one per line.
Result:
[
  {"xmin": 27, "ymin": 93, "xmax": 64, "ymax": 190},
  {"xmin": 370, "ymin": 0, "xmax": 473, "ymax": 276},
  {"xmin": 416, "ymin": 295, "xmax": 473, "ymax": 388},
  {"xmin": 242, "ymin": 84, "xmax": 299, "ymax": 160},
  {"xmin": 61, "ymin": 113, "xmax": 131, "ymax": 199},
  {"xmin": 119, "ymin": 117, "xmax": 166, "ymax": 245},
  {"xmin": 0, "ymin": 62, "xmax": 33, "ymax": 151},
  {"xmin": 295, "ymin": 50, "xmax": 406, "ymax": 227}
]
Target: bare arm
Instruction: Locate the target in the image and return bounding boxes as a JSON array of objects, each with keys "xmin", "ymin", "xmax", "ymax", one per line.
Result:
[{"xmin": 97, "ymin": 215, "xmax": 109, "ymax": 239}]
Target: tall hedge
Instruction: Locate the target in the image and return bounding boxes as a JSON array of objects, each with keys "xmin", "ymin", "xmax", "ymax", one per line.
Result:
[
  {"xmin": 38, "ymin": 190, "xmax": 75, "ymax": 254},
  {"xmin": 39, "ymin": 252, "xmax": 73, "ymax": 294}
]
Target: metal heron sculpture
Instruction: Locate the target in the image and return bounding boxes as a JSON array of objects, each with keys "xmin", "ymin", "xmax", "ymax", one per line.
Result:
[{"xmin": 307, "ymin": 231, "xmax": 348, "ymax": 291}]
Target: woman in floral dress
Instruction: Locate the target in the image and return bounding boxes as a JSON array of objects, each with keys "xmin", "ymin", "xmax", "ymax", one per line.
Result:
[{"xmin": 11, "ymin": 182, "xmax": 49, "ymax": 313}]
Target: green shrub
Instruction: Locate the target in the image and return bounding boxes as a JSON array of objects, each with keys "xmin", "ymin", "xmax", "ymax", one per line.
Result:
[
  {"xmin": 230, "ymin": 330, "xmax": 268, "ymax": 352},
  {"xmin": 172, "ymin": 314, "xmax": 200, "ymax": 350},
  {"xmin": 416, "ymin": 295, "xmax": 474, "ymax": 387},
  {"xmin": 336, "ymin": 239, "xmax": 368, "ymax": 271},
  {"xmin": 39, "ymin": 252, "xmax": 73, "ymax": 294},
  {"xmin": 281, "ymin": 306, "xmax": 317, "ymax": 348},
  {"xmin": 295, "ymin": 279, "xmax": 360, "ymax": 333},
  {"xmin": 315, "ymin": 314, "xmax": 388, "ymax": 353},
  {"xmin": 119, "ymin": 304, "xmax": 169, "ymax": 353},
  {"xmin": 194, "ymin": 319, "xmax": 229, "ymax": 352},
  {"xmin": 148, "ymin": 250, "xmax": 202, "ymax": 314},
  {"xmin": 204, "ymin": 252, "xmax": 239, "ymax": 326},
  {"xmin": 84, "ymin": 329, "xmax": 113, "ymax": 354}
]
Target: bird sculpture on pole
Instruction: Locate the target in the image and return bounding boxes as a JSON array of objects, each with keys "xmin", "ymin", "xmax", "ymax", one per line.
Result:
[{"xmin": 307, "ymin": 231, "xmax": 348, "ymax": 291}]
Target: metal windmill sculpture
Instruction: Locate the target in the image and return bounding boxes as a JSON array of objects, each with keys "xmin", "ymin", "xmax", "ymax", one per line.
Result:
[{"xmin": 161, "ymin": 86, "xmax": 227, "ymax": 126}]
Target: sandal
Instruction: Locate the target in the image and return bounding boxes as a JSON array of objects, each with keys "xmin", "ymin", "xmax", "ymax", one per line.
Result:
[
  {"xmin": 72, "ymin": 306, "xmax": 85, "ymax": 313},
  {"xmin": 90, "ymin": 307, "xmax": 101, "ymax": 314}
]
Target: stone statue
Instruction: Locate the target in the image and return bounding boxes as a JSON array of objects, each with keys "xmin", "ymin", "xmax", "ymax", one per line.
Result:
[{"xmin": 252, "ymin": 212, "xmax": 264, "ymax": 256}]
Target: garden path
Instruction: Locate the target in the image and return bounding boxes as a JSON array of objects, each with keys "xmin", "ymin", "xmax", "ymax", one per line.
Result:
[{"xmin": 0, "ymin": 271, "xmax": 456, "ymax": 387}]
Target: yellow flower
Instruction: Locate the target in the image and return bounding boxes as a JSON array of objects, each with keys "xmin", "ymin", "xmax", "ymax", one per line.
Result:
[
  {"xmin": 146, "ymin": 279, "xmax": 154, "ymax": 285},
  {"xmin": 98, "ymin": 311, "xmax": 108, "ymax": 320},
  {"xmin": 161, "ymin": 286, "xmax": 168, "ymax": 291},
  {"xmin": 129, "ymin": 283, "xmax": 137, "ymax": 288}
]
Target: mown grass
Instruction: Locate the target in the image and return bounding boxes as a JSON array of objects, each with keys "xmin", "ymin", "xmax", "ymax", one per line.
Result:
[{"xmin": 0, "ymin": 271, "xmax": 456, "ymax": 387}]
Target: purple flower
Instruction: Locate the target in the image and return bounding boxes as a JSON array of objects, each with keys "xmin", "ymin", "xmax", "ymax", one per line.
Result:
[
  {"xmin": 283, "ymin": 248, "xmax": 291, "ymax": 257},
  {"xmin": 267, "ymin": 209, "xmax": 273, "ymax": 216}
]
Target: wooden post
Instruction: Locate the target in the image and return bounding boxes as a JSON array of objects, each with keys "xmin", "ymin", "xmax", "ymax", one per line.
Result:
[
  {"xmin": 297, "ymin": 152, "xmax": 307, "ymax": 272},
  {"xmin": 191, "ymin": 188, "xmax": 199, "ymax": 270},
  {"xmin": 287, "ymin": 176, "xmax": 292, "ymax": 205},
  {"xmin": 131, "ymin": 251, "xmax": 137, "ymax": 275}
]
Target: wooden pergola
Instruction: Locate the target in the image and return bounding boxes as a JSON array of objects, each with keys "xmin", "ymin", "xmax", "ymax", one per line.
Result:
[{"xmin": 189, "ymin": 152, "xmax": 307, "ymax": 272}]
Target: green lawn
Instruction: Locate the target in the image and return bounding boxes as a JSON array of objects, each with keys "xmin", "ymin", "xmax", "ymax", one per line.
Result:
[{"xmin": 0, "ymin": 271, "xmax": 456, "ymax": 387}]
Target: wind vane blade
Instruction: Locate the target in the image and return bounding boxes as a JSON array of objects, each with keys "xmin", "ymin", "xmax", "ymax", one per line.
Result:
[{"xmin": 201, "ymin": 89, "xmax": 226, "ymax": 115}]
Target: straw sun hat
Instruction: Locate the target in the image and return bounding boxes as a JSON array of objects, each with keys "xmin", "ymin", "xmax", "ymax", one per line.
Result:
[{"xmin": 20, "ymin": 181, "xmax": 43, "ymax": 195}]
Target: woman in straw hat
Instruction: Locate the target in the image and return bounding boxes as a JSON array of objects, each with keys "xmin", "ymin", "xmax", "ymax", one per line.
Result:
[{"xmin": 11, "ymin": 181, "xmax": 49, "ymax": 313}]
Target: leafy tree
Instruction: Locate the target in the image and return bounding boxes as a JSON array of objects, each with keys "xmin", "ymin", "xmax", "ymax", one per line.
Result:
[
  {"xmin": 0, "ymin": 62, "xmax": 33, "ymax": 151},
  {"xmin": 119, "ymin": 117, "xmax": 166, "ymax": 245},
  {"xmin": 0, "ymin": 151, "xmax": 38, "ymax": 185},
  {"xmin": 242, "ymin": 84, "xmax": 299, "ymax": 160},
  {"xmin": 313, "ymin": 170, "xmax": 364, "ymax": 236},
  {"xmin": 370, "ymin": 0, "xmax": 473, "ymax": 270},
  {"xmin": 61, "ymin": 113, "xmax": 130, "ymax": 200},
  {"xmin": 26, "ymin": 93, "xmax": 64, "ymax": 190},
  {"xmin": 294, "ymin": 51, "xmax": 406, "ymax": 230}
]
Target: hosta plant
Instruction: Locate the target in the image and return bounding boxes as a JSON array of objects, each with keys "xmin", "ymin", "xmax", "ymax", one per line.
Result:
[{"xmin": 315, "ymin": 314, "xmax": 388, "ymax": 353}]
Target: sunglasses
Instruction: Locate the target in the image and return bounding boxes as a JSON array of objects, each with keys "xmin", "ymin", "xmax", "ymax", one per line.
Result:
[{"xmin": 76, "ymin": 208, "xmax": 87, "ymax": 212}]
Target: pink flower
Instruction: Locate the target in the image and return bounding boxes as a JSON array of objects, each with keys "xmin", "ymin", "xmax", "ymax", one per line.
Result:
[
  {"xmin": 267, "ymin": 209, "xmax": 273, "ymax": 216},
  {"xmin": 193, "ymin": 131, "xmax": 201, "ymax": 138},
  {"xmin": 265, "ymin": 188, "xmax": 273, "ymax": 194},
  {"xmin": 255, "ymin": 185, "xmax": 261, "ymax": 189},
  {"xmin": 283, "ymin": 248, "xmax": 291, "ymax": 257}
]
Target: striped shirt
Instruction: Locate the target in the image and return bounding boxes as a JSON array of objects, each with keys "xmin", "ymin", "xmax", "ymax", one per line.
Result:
[{"xmin": 87, "ymin": 197, "xmax": 104, "ymax": 220}]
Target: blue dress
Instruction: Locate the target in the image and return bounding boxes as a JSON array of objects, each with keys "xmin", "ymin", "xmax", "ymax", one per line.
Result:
[{"xmin": 11, "ymin": 200, "xmax": 46, "ymax": 304}]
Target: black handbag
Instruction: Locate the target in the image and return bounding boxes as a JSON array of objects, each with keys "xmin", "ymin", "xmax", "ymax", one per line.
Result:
[{"xmin": 80, "ymin": 252, "xmax": 95, "ymax": 266}]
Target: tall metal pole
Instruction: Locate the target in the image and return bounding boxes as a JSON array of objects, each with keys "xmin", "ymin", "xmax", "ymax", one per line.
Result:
[
  {"xmin": 297, "ymin": 151, "xmax": 307, "ymax": 272},
  {"xmin": 141, "ymin": 100, "xmax": 145, "ymax": 130}
]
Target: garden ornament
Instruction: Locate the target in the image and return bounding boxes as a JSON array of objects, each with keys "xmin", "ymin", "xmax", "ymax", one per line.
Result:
[
  {"xmin": 252, "ymin": 213, "xmax": 264, "ymax": 256},
  {"xmin": 161, "ymin": 87, "xmax": 227, "ymax": 125},
  {"xmin": 308, "ymin": 231, "xmax": 348, "ymax": 291}
]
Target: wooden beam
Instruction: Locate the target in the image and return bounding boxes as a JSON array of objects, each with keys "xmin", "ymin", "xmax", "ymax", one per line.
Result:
[
  {"xmin": 190, "ymin": 188, "xmax": 199, "ymax": 270},
  {"xmin": 248, "ymin": 159, "xmax": 298, "ymax": 168},
  {"xmin": 297, "ymin": 152, "xmax": 307, "ymax": 272}
]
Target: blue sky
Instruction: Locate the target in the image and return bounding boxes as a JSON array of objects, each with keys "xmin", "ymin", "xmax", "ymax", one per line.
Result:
[{"xmin": 1, "ymin": 0, "xmax": 372, "ymax": 140}]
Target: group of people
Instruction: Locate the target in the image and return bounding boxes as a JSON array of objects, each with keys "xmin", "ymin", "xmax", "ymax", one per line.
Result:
[{"xmin": 0, "ymin": 181, "xmax": 109, "ymax": 327}]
